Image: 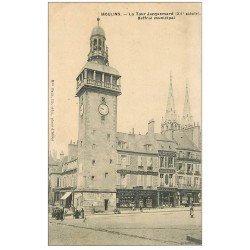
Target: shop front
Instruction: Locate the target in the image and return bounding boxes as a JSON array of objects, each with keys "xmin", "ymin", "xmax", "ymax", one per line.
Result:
[
  {"xmin": 178, "ymin": 189, "xmax": 201, "ymax": 206},
  {"xmin": 60, "ymin": 191, "xmax": 73, "ymax": 208},
  {"xmin": 116, "ymin": 189, "xmax": 158, "ymax": 208},
  {"xmin": 157, "ymin": 187, "xmax": 178, "ymax": 207}
]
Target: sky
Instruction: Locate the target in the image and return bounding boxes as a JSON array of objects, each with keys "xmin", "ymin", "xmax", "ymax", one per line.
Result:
[{"xmin": 49, "ymin": 3, "xmax": 201, "ymax": 156}]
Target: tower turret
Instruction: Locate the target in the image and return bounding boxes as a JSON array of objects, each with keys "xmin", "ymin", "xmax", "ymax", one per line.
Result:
[
  {"xmin": 76, "ymin": 18, "xmax": 121, "ymax": 98},
  {"xmin": 88, "ymin": 17, "xmax": 109, "ymax": 65}
]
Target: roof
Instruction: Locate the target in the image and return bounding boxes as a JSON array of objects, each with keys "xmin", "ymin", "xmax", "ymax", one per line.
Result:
[
  {"xmin": 48, "ymin": 155, "xmax": 60, "ymax": 166},
  {"xmin": 116, "ymin": 132, "xmax": 177, "ymax": 154},
  {"xmin": 91, "ymin": 25, "xmax": 105, "ymax": 37},
  {"xmin": 174, "ymin": 130, "xmax": 200, "ymax": 151},
  {"xmin": 49, "ymin": 165, "xmax": 62, "ymax": 175},
  {"xmin": 81, "ymin": 61, "xmax": 120, "ymax": 76},
  {"xmin": 116, "ymin": 132, "xmax": 155, "ymax": 154},
  {"xmin": 116, "ymin": 130, "xmax": 200, "ymax": 153}
]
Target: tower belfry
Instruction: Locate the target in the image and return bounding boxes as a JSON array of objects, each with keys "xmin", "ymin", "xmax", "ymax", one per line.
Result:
[
  {"xmin": 182, "ymin": 82, "xmax": 193, "ymax": 128},
  {"xmin": 87, "ymin": 17, "xmax": 109, "ymax": 65}
]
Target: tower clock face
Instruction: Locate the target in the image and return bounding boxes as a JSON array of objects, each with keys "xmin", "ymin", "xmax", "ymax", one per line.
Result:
[{"xmin": 98, "ymin": 103, "xmax": 109, "ymax": 116}]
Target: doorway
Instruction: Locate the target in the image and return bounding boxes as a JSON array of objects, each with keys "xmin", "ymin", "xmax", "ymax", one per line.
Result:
[{"xmin": 104, "ymin": 199, "xmax": 109, "ymax": 211}]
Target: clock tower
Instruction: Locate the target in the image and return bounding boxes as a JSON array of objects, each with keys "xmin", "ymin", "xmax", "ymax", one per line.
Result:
[{"xmin": 75, "ymin": 19, "xmax": 121, "ymax": 210}]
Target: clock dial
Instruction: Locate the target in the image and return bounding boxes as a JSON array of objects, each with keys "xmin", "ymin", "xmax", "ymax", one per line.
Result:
[
  {"xmin": 80, "ymin": 104, "xmax": 84, "ymax": 116},
  {"xmin": 98, "ymin": 104, "xmax": 109, "ymax": 116}
]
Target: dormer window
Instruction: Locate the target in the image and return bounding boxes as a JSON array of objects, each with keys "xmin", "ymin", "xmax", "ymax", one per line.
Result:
[
  {"xmin": 145, "ymin": 144, "xmax": 152, "ymax": 151},
  {"xmin": 118, "ymin": 141, "xmax": 127, "ymax": 149}
]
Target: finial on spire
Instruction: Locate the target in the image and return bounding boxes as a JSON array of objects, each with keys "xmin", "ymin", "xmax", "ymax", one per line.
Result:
[{"xmin": 97, "ymin": 16, "xmax": 100, "ymax": 26}]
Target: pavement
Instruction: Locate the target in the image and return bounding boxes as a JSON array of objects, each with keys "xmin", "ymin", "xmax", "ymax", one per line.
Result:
[
  {"xmin": 61, "ymin": 206, "xmax": 202, "ymax": 217},
  {"xmin": 49, "ymin": 208, "xmax": 202, "ymax": 245}
]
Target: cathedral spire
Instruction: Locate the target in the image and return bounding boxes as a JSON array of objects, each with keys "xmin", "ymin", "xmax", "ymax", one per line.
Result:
[
  {"xmin": 161, "ymin": 72, "xmax": 181, "ymax": 135},
  {"xmin": 182, "ymin": 81, "xmax": 193, "ymax": 127},
  {"xmin": 165, "ymin": 72, "xmax": 177, "ymax": 122}
]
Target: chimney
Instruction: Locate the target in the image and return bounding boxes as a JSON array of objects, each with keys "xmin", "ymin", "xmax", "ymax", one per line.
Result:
[
  {"xmin": 148, "ymin": 119, "xmax": 155, "ymax": 136},
  {"xmin": 132, "ymin": 128, "xmax": 135, "ymax": 134}
]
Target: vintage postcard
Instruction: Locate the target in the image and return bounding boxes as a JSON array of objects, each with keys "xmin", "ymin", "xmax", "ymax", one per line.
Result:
[{"xmin": 48, "ymin": 2, "xmax": 202, "ymax": 245}]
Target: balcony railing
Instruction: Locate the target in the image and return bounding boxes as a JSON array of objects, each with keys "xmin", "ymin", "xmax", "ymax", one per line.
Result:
[
  {"xmin": 159, "ymin": 183, "xmax": 174, "ymax": 188},
  {"xmin": 177, "ymin": 170, "xmax": 185, "ymax": 175},
  {"xmin": 177, "ymin": 157, "xmax": 201, "ymax": 163},
  {"xmin": 88, "ymin": 50, "xmax": 108, "ymax": 58},
  {"xmin": 77, "ymin": 78, "xmax": 121, "ymax": 93},
  {"xmin": 177, "ymin": 184, "xmax": 201, "ymax": 189}
]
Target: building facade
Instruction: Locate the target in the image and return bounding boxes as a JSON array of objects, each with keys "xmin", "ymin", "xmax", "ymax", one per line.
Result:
[{"xmin": 51, "ymin": 19, "xmax": 202, "ymax": 211}]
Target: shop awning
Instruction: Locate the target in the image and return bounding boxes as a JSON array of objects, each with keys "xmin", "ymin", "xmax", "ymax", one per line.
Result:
[{"xmin": 60, "ymin": 192, "xmax": 72, "ymax": 200}]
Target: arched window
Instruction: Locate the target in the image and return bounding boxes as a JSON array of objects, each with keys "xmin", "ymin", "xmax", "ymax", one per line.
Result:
[
  {"xmin": 93, "ymin": 39, "xmax": 97, "ymax": 50},
  {"xmin": 98, "ymin": 39, "xmax": 102, "ymax": 50}
]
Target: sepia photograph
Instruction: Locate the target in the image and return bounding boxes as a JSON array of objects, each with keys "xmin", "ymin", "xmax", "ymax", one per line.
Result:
[{"xmin": 48, "ymin": 2, "xmax": 202, "ymax": 245}]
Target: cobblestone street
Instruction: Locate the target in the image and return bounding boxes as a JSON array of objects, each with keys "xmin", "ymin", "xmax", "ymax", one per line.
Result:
[{"xmin": 49, "ymin": 208, "xmax": 201, "ymax": 245}]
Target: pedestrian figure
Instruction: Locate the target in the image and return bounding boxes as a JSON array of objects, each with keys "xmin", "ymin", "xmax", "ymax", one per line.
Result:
[
  {"xmin": 190, "ymin": 205, "xmax": 194, "ymax": 218},
  {"xmin": 60, "ymin": 207, "xmax": 64, "ymax": 221},
  {"xmin": 56, "ymin": 208, "xmax": 60, "ymax": 220},
  {"xmin": 139, "ymin": 205, "xmax": 143, "ymax": 212},
  {"xmin": 81, "ymin": 208, "xmax": 85, "ymax": 221},
  {"xmin": 52, "ymin": 208, "xmax": 55, "ymax": 218},
  {"xmin": 74, "ymin": 209, "xmax": 80, "ymax": 219}
]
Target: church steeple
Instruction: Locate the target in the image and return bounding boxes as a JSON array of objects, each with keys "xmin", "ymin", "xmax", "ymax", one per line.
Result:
[
  {"xmin": 88, "ymin": 18, "xmax": 109, "ymax": 65},
  {"xmin": 161, "ymin": 73, "xmax": 181, "ymax": 135},
  {"xmin": 165, "ymin": 72, "xmax": 177, "ymax": 123},
  {"xmin": 182, "ymin": 81, "xmax": 193, "ymax": 128}
]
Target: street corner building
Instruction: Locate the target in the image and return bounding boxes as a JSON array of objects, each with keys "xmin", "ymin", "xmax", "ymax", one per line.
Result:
[{"xmin": 48, "ymin": 20, "xmax": 202, "ymax": 213}]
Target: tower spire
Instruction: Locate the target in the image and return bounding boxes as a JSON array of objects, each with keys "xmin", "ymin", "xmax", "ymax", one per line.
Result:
[
  {"xmin": 161, "ymin": 72, "xmax": 181, "ymax": 136},
  {"xmin": 182, "ymin": 80, "xmax": 193, "ymax": 127},
  {"xmin": 165, "ymin": 72, "xmax": 176, "ymax": 122}
]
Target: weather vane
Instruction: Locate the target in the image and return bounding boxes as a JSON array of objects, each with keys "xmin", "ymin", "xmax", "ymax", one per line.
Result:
[{"xmin": 97, "ymin": 12, "xmax": 100, "ymax": 26}]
